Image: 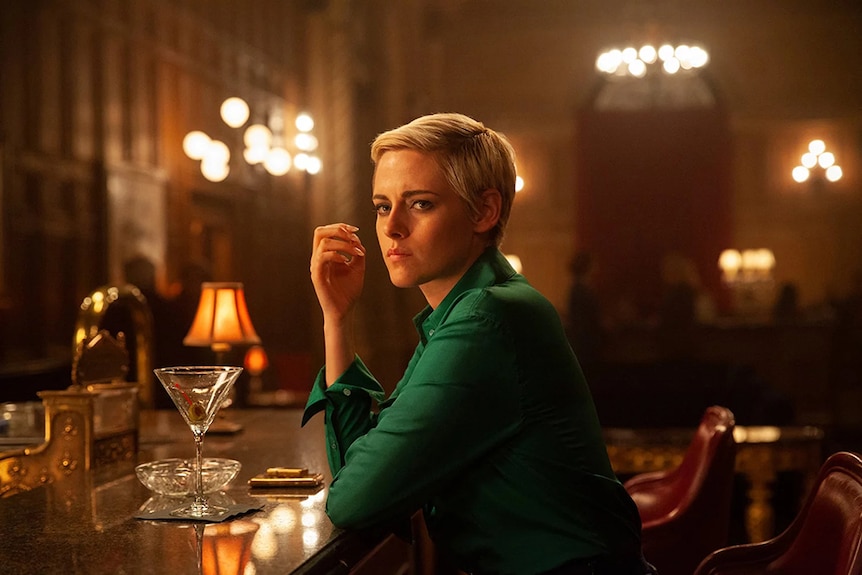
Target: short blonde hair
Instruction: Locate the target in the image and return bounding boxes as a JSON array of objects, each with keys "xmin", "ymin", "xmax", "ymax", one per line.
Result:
[{"xmin": 370, "ymin": 113, "xmax": 517, "ymax": 246}]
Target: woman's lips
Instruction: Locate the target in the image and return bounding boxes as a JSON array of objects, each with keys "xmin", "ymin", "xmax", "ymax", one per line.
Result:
[{"xmin": 387, "ymin": 248, "xmax": 410, "ymax": 261}]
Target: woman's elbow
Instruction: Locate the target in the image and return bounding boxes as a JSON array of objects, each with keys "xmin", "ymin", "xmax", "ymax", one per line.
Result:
[{"xmin": 325, "ymin": 488, "xmax": 374, "ymax": 529}]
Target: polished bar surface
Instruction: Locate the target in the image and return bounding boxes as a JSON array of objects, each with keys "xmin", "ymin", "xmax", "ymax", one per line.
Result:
[{"xmin": 0, "ymin": 409, "xmax": 386, "ymax": 575}]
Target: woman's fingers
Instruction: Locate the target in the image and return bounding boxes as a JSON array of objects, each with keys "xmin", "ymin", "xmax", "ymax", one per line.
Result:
[
  {"xmin": 312, "ymin": 224, "xmax": 365, "ymax": 266},
  {"xmin": 320, "ymin": 237, "xmax": 365, "ymax": 261},
  {"xmin": 313, "ymin": 223, "xmax": 361, "ymax": 248}
]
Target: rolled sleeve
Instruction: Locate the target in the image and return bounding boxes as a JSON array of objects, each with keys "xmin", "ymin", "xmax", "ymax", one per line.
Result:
[{"xmin": 301, "ymin": 356, "xmax": 386, "ymax": 473}]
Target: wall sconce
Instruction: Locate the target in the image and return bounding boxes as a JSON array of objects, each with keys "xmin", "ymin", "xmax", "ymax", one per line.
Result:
[
  {"xmin": 792, "ymin": 139, "xmax": 843, "ymax": 184},
  {"xmin": 718, "ymin": 248, "xmax": 775, "ymax": 286},
  {"xmin": 184, "ymin": 96, "xmax": 322, "ymax": 182},
  {"xmin": 596, "ymin": 43, "xmax": 709, "ymax": 78}
]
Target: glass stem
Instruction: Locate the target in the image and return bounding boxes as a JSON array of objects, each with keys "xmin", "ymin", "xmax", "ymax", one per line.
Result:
[{"xmin": 193, "ymin": 432, "xmax": 205, "ymax": 509}]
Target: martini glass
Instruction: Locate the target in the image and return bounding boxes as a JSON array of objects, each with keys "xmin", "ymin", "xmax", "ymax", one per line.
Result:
[{"xmin": 154, "ymin": 366, "xmax": 243, "ymax": 519}]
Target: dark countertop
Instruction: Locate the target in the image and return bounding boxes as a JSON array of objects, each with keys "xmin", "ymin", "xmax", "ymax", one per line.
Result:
[{"xmin": 0, "ymin": 408, "xmax": 384, "ymax": 574}]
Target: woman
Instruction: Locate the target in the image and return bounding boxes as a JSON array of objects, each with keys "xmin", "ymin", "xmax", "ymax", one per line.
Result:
[{"xmin": 304, "ymin": 113, "xmax": 651, "ymax": 575}]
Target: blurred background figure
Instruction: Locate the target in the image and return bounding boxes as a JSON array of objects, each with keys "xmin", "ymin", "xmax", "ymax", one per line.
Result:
[
  {"xmin": 657, "ymin": 253, "xmax": 715, "ymax": 358},
  {"xmin": 101, "ymin": 255, "xmax": 170, "ymax": 386},
  {"xmin": 772, "ymin": 282, "xmax": 801, "ymax": 324},
  {"xmin": 566, "ymin": 251, "xmax": 604, "ymax": 370},
  {"xmin": 122, "ymin": 256, "xmax": 161, "ymax": 304}
]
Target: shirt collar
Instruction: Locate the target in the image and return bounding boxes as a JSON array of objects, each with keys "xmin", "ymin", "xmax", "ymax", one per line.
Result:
[{"xmin": 413, "ymin": 247, "xmax": 516, "ymax": 342}]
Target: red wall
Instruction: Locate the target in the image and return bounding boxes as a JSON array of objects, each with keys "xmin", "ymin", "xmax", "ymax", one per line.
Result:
[{"xmin": 575, "ymin": 107, "xmax": 733, "ymax": 318}]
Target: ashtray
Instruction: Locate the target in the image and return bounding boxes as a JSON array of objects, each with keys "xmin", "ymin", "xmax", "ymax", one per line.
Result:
[{"xmin": 135, "ymin": 458, "xmax": 241, "ymax": 497}]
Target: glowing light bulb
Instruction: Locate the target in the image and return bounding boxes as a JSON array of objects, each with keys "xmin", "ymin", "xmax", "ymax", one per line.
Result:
[
  {"xmin": 183, "ymin": 131, "xmax": 211, "ymax": 160},
  {"xmin": 825, "ymin": 165, "xmax": 843, "ymax": 182},
  {"xmin": 792, "ymin": 166, "xmax": 810, "ymax": 183},
  {"xmin": 305, "ymin": 156, "xmax": 322, "ymax": 175},
  {"xmin": 201, "ymin": 159, "xmax": 229, "ymax": 182},
  {"xmin": 244, "ymin": 124, "xmax": 272, "ymax": 149},
  {"xmin": 220, "ymin": 97, "xmax": 250, "ymax": 128},
  {"xmin": 294, "ymin": 133, "xmax": 319, "ymax": 152},
  {"xmin": 638, "ymin": 45, "xmax": 657, "ymax": 64},
  {"xmin": 808, "ymin": 139, "xmax": 826, "ymax": 155},
  {"xmin": 264, "ymin": 147, "xmax": 291, "ymax": 176},
  {"xmin": 295, "ymin": 113, "xmax": 315, "ymax": 132}
]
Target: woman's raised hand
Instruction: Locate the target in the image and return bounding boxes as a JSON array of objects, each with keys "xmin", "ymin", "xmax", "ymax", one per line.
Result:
[{"xmin": 310, "ymin": 223, "xmax": 367, "ymax": 322}]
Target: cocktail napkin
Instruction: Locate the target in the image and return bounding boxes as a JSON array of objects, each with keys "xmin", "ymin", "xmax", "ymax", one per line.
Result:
[{"xmin": 135, "ymin": 502, "xmax": 262, "ymax": 523}]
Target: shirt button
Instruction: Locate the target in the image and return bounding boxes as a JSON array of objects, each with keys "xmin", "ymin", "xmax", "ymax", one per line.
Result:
[
  {"xmin": 343, "ymin": 388, "xmax": 351, "ymax": 397},
  {"xmin": 428, "ymin": 329, "xmax": 435, "ymax": 336},
  {"xmin": 330, "ymin": 442, "xmax": 337, "ymax": 449}
]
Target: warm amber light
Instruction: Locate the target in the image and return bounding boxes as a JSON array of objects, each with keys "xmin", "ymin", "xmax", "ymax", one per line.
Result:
[
  {"xmin": 264, "ymin": 147, "xmax": 291, "ymax": 176},
  {"xmin": 295, "ymin": 113, "xmax": 315, "ymax": 132},
  {"xmin": 826, "ymin": 165, "xmax": 843, "ymax": 182},
  {"xmin": 808, "ymin": 139, "xmax": 826, "ymax": 155},
  {"xmin": 294, "ymin": 133, "xmax": 319, "ymax": 152},
  {"xmin": 201, "ymin": 160, "xmax": 229, "ymax": 182},
  {"xmin": 220, "ymin": 97, "xmax": 250, "ymax": 128},
  {"xmin": 202, "ymin": 521, "xmax": 259, "ymax": 575},
  {"xmin": 183, "ymin": 131, "xmax": 211, "ymax": 160},
  {"xmin": 184, "ymin": 282, "xmax": 261, "ymax": 350},
  {"xmin": 244, "ymin": 345, "xmax": 269, "ymax": 375},
  {"xmin": 243, "ymin": 145, "xmax": 268, "ymax": 165},
  {"xmin": 206, "ymin": 140, "xmax": 230, "ymax": 165},
  {"xmin": 792, "ymin": 166, "xmax": 810, "ymax": 183},
  {"xmin": 504, "ymin": 254, "xmax": 523, "ymax": 274},
  {"xmin": 638, "ymin": 45, "xmax": 657, "ymax": 64},
  {"xmin": 596, "ymin": 43, "xmax": 707, "ymax": 77},
  {"xmin": 305, "ymin": 156, "xmax": 322, "ymax": 174},
  {"xmin": 243, "ymin": 124, "xmax": 272, "ymax": 149},
  {"xmin": 718, "ymin": 249, "xmax": 742, "ymax": 273},
  {"xmin": 794, "ymin": 139, "xmax": 842, "ymax": 186}
]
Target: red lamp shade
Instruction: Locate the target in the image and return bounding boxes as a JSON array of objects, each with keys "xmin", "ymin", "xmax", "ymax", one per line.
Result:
[{"xmin": 183, "ymin": 282, "xmax": 261, "ymax": 351}]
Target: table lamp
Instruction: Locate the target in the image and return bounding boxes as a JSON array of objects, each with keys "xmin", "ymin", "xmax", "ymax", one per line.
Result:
[
  {"xmin": 183, "ymin": 282, "xmax": 261, "ymax": 365},
  {"xmin": 183, "ymin": 282, "xmax": 260, "ymax": 431}
]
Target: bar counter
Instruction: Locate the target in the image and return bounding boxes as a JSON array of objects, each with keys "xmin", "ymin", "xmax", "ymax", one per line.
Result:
[{"xmin": 0, "ymin": 409, "xmax": 391, "ymax": 575}]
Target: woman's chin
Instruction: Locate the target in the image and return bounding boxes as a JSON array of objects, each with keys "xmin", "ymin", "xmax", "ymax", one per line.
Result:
[{"xmin": 388, "ymin": 274, "xmax": 417, "ymax": 288}]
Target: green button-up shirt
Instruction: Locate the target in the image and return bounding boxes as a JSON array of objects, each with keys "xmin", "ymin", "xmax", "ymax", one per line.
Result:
[{"xmin": 303, "ymin": 248, "xmax": 642, "ymax": 575}]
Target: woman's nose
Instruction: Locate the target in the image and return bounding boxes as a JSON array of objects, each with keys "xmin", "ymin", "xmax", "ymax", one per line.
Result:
[{"xmin": 383, "ymin": 206, "xmax": 408, "ymax": 238}]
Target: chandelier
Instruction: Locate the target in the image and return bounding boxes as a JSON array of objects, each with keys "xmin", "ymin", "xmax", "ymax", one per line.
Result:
[
  {"xmin": 183, "ymin": 97, "xmax": 322, "ymax": 183},
  {"xmin": 596, "ymin": 43, "xmax": 709, "ymax": 78}
]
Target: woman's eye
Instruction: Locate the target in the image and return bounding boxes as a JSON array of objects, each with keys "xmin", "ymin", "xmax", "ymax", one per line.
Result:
[
  {"xmin": 373, "ymin": 204, "xmax": 391, "ymax": 215},
  {"xmin": 410, "ymin": 199, "xmax": 433, "ymax": 211}
]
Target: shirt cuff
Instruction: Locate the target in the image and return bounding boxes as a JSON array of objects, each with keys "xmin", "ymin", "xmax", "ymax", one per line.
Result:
[{"xmin": 301, "ymin": 356, "xmax": 385, "ymax": 426}]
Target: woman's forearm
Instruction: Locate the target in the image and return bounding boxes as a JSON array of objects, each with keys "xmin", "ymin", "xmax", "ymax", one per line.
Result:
[{"xmin": 323, "ymin": 314, "xmax": 356, "ymax": 386}]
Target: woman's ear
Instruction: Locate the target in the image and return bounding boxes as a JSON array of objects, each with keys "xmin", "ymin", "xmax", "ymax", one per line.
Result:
[{"xmin": 473, "ymin": 188, "xmax": 502, "ymax": 234}]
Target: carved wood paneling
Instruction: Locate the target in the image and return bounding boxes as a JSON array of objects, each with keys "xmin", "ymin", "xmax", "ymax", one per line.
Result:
[{"xmin": 1, "ymin": 0, "xmax": 312, "ymax": 369}]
